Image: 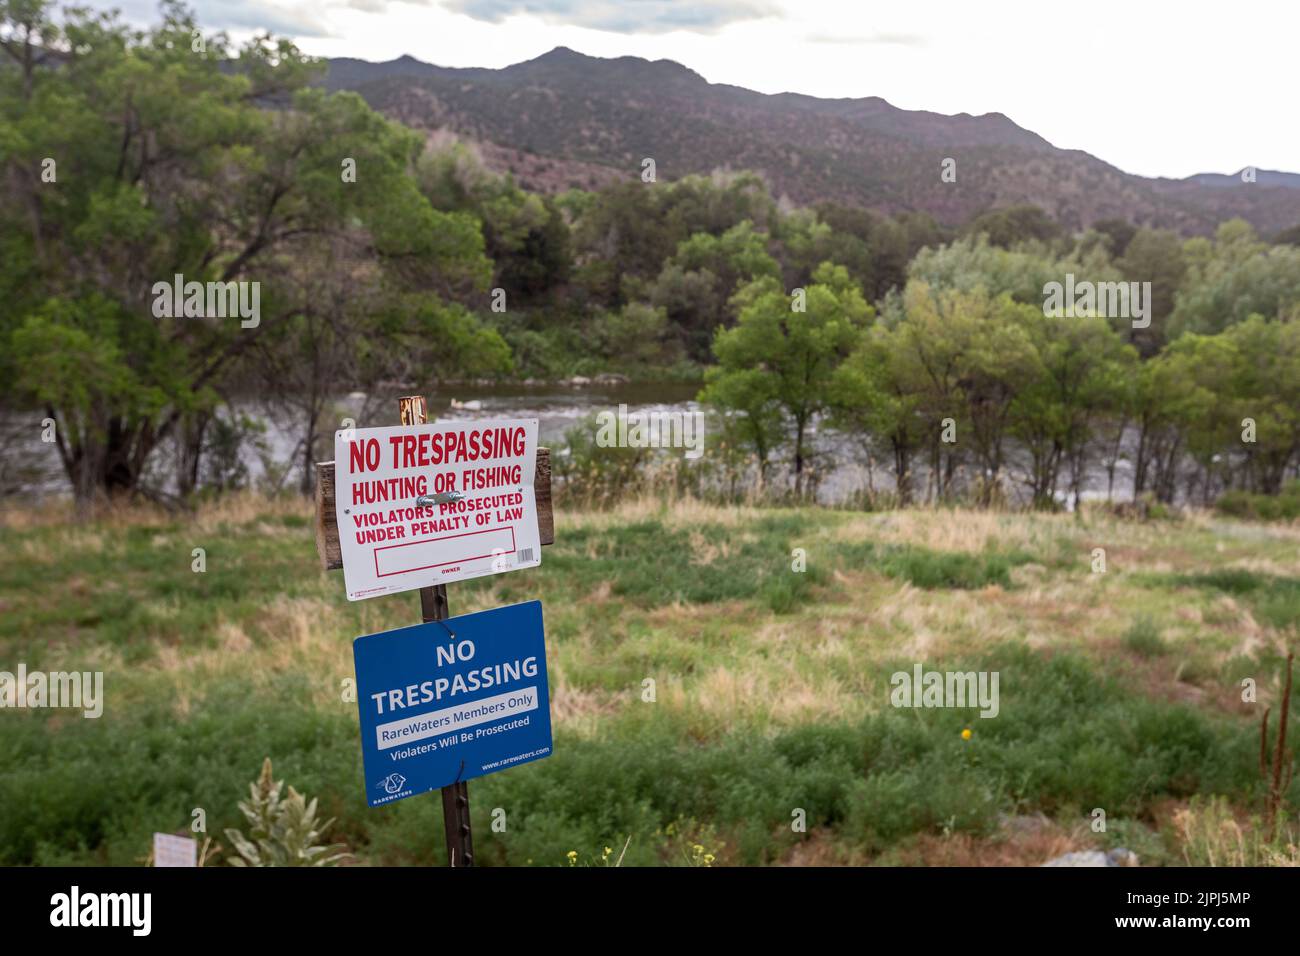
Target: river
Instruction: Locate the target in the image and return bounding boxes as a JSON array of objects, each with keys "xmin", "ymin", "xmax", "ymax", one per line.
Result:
[{"xmin": 1, "ymin": 381, "xmax": 1169, "ymax": 508}]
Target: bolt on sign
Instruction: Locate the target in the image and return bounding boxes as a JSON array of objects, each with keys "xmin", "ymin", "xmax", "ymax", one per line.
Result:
[
  {"xmin": 354, "ymin": 601, "xmax": 552, "ymax": 807},
  {"xmin": 334, "ymin": 419, "xmax": 542, "ymax": 600}
]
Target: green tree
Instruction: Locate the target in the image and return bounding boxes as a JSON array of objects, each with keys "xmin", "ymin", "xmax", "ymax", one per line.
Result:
[
  {"xmin": 649, "ymin": 220, "xmax": 780, "ymax": 359},
  {"xmin": 585, "ymin": 302, "xmax": 682, "ymax": 369},
  {"xmin": 701, "ymin": 263, "xmax": 872, "ymax": 495},
  {"xmin": 812, "ymin": 204, "xmax": 946, "ymax": 301},
  {"xmin": 904, "ymin": 235, "xmax": 1115, "ymax": 309},
  {"xmin": 1092, "ymin": 218, "xmax": 1138, "ymax": 258},
  {"xmin": 660, "ymin": 170, "xmax": 777, "ymax": 237},
  {"xmin": 567, "ymin": 172, "xmax": 775, "ymax": 310},
  {"xmin": 1221, "ymin": 316, "xmax": 1300, "ymax": 493},
  {"xmin": 1010, "ymin": 313, "xmax": 1138, "ymax": 507},
  {"xmin": 1131, "ymin": 347, "xmax": 1209, "ymax": 503},
  {"xmin": 568, "ymin": 181, "xmax": 674, "ymax": 307},
  {"xmin": 1156, "ymin": 318, "xmax": 1300, "ymax": 498},
  {"xmin": 876, "ymin": 281, "xmax": 1042, "ymax": 503},
  {"xmin": 1168, "ymin": 220, "xmax": 1300, "ymax": 338},
  {"xmin": 418, "ymin": 141, "xmax": 570, "ymax": 302},
  {"xmin": 963, "ymin": 204, "xmax": 1063, "ymax": 249},
  {"xmin": 829, "ymin": 325, "xmax": 923, "ymax": 503},
  {"xmin": 1, "ymin": 2, "xmax": 498, "ymax": 502},
  {"xmin": 1116, "ymin": 227, "xmax": 1186, "ymax": 356},
  {"xmin": 785, "ymin": 205, "xmax": 873, "ymax": 296}
]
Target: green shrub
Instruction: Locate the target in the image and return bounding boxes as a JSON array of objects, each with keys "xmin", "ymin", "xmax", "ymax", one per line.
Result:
[
  {"xmin": 834, "ymin": 540, "xmax": 1034, "ymax": 590},
  {"xmin": 1216, "ymin": 481, "xmax": 1300, "ymax": 522},
  {"xmin": 0, "ymin": 646, "xmax": 1274, "ymax": 866},
  {"xmin": 551, "ymin": 518, "xmax": 827, "ymax": 609},
  {"xmin": 1123, "ymin": 616, "xmax": 1167, "ymax": 657},
  {"xmin": 1160, "ymin": 570, "xmax": 1300, "ymax": 630}
]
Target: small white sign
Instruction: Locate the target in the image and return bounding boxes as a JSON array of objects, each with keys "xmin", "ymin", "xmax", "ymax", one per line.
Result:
[
  {"xmin": 334, "ymin": 419, "xmax": 542, "ymax": 601},
  {"xmin": 153, "ymin": 833, "xmax": 197, "ymax": 867}
]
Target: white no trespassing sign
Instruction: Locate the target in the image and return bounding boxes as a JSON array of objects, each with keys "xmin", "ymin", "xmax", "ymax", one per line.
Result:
[{"xmin": 334, "ymin": 419, "xmax": 541, "ymax": 601}]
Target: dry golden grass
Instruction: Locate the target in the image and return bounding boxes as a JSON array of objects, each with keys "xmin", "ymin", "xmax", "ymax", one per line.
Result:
[
  {"xmin": 7, "ymin": 492, "xmax": 1294, "ymax": 741},
  {"xmin": 1173, "ymin": 799, "xmax": 1300, "ymax": 866},
  {"xmin": 1227, "ymin": 555, "xmax": 1300, "ymax": 578},
  {"xmin": 546, "ymin": 679, "xmax": 623, "ymax": 736},
  {"xmin": 0, "ymin": 489, "xmax": 312, "ymax": 535},
  {"xmin": 679, "ymin": 663, "xmax": 861, "ymax": 728},
  {"xmin": 836, "ymin": 509, "xmax": 1063, "ymax": 555},
  {"xmin": 110, "ymin": 594, "xmax": 356, "ymax": 718},
  {"xmin": 559, "ymin": 493, "xmax": 769, "ymax": 534},
  {"xmin": 9, "ymin": 488, "xmax": 1300, "ymax": 869},
  {"xmin": 193, "ymin": 493, "xmax": 312, "ymax": 532},
  {"xmin": 0, "ymin": 490, "xmax": 313, "ymax": 531}
]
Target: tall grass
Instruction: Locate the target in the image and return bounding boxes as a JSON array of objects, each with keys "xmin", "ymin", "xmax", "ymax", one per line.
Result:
[{"xmin": 3, "ymin": 493, "xmax": 1298, "ymax": 865}]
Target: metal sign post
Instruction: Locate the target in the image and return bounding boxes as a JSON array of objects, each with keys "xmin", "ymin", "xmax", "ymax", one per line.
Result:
[{"xmin": 398, "ymin": 395, "xmax": 475, "ymax": 867}]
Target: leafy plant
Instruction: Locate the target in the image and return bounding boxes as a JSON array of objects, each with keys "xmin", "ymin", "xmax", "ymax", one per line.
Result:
[
  {"xmin": 223, "ymin": 758, "xmax": 350, "ymax": 867},
  {"xmin": 1123, "ymin": 616, "xmax": 1167, "ymax": 658},
  {"xmin": 1217, "ymin": 481, "xmax": 1300, "ymax": 522}
]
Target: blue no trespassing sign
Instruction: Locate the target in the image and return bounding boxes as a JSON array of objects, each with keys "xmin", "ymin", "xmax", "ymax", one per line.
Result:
[{"xmin": 353, "ymin": 600, "xmax": 553, "ymax": 808}]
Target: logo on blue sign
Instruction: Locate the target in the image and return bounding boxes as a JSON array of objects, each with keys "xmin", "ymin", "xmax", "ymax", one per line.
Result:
[{"xmin": 353, "ymin": 600, "xmax": 553, "ymax": 808}]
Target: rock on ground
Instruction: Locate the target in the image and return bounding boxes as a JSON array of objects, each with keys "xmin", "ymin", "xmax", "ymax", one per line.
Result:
[{"xmin": 1041, "ymin": 848, "xmax": 1139, "ymax": 867}]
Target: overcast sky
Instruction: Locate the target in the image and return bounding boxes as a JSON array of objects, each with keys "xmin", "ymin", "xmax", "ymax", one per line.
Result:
[{"xmin": 93, "ymin": 0, "xmax": 1297, "ymax": 179}]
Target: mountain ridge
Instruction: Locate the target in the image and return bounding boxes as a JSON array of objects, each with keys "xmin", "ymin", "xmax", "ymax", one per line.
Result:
[{"xmin": 323, "ymin": 47, "xmax": 1300, "ymax": 236}]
